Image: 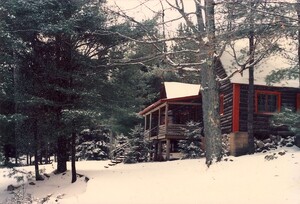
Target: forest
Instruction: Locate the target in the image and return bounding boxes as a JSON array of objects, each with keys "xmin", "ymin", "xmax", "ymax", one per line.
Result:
[{"xmin": 0, "ymin": 0, "xmax": 299, "ymax": 183}]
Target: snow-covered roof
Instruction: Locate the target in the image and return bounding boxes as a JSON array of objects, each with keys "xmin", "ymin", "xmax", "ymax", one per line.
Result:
[
  {"xmin": 221, "ymin": 38, "xmax": 300, "ymax": 88},
  {"xmin": 164, "ymin": 82, "xmax": 201, "ymax": 99}
]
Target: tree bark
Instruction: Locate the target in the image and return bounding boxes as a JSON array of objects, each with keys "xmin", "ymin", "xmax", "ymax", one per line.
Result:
[
  {"xmin": 201, "ymin": 0, "xmax": 223, "ymax": 166},
  {"xmin": 33, "ymin": 119, "xmax": 44, "ymax": 181},
  {"xmin": 4, "ymin": 145, "xmax": 10, "ymax": 166},
  {"xmin": 248, "ymin": 1, "xmax": 255, "ymax": 154},
  {"xmin": 71, "ymin": 131, "xmax": 77, "ymax": 183},
  {"xmin": 296, "ymin": 0, "xmax": 300, "ymax": 88},
  {"xmin": 56, "ymin": 136, "xmax": 67, "ymax": 173}
]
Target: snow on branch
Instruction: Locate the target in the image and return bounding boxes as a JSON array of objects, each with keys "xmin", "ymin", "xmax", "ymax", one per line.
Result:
[{"xmin": 218, "ymin": 36, "xmax": 281, "ymax": 82}]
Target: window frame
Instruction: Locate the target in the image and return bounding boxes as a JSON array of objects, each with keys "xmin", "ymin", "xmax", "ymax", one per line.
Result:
[{"xmin": 255, "ymin": 90, "xmax": 281, "ymax": 114}]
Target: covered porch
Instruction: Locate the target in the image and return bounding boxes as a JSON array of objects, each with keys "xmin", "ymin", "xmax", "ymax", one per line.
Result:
[
  {"xmin": 142, "ymin": 95, "xmax": 202, "ymax": 140},
  {"xmin": 140, "ymin": 95, "xmax": 202, "ymax": 160}
]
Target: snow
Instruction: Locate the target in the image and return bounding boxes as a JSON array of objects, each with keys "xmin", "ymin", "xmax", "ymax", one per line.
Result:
[
  {"xmin": 164, "ymin": 82, "xmax": 201, "ymax": 99},
  {"xmin": 1, "ymin": 146, "xmax": 300, "ymax": 204}
]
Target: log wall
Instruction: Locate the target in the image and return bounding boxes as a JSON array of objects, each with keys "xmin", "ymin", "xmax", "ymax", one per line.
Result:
[
  {"xmin": 217, "ymin": 60, "xmax": 233, "ymax": 134},
  {"xmin": 239, "ymin": 84, "xmax": 299, "ymax": 139}
]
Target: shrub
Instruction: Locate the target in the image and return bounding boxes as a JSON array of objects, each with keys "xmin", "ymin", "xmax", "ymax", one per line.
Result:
[
  {"xmin": 178, "ymin": 121, "xmax": 204, "ymax": 159},
  {"xmin": 123, "ymin": 125, "xmax": 150, "ymax": 164},
  {"xmin": 271, "ymin": 108, "xmax": 300, "ymax": 135}
]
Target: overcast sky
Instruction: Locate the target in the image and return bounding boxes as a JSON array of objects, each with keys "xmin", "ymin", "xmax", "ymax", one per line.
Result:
[{"xmin": 106, "ymin": 0, "xmax": 197, "ymax": 35}]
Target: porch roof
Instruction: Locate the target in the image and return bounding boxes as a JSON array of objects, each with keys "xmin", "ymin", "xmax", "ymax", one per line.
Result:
[{"xmin": 139, "ymin": 95, "xmax": 200, "ymax": 115}]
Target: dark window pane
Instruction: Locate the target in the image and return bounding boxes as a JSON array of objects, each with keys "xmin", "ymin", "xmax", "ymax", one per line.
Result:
[
  {"xmin": 257, "ymin": 93, "xmax": 278, "ymax": 113},
  {"xmin": 267, "ymin": 95, "xmax": 277, "ymax": 112},
  {"xmin": 258, "ymin": 94, "xmax": 266, "ymax": 112}
]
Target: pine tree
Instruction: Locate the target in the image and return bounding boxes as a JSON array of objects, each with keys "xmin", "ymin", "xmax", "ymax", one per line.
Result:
[
  {"xmin": 76, "ymin": 127, "xmax": 110, "ymax": 161},
  {"xmin": 271, "ymin": 108, "xmax": 300, "ymax": 136},
  {"xmin": 178, "ymin": 121, "xmax": 204, "ymax": 159},
  {"xmin": 0, "ymin": 0, "xmax": 115, "ymax": 181},
  {"xmin": 123, "ymin": 125, "xmax": 149, "ymax": 164},
  {"xmin": 170, "ymin": 23, "xmax": 200, "ymax": 83}
]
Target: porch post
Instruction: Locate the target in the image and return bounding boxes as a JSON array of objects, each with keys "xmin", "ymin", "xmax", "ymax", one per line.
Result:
[
  {"xmin": 149, "ymin": 112, "xmax": 152, "ymax": 138},
  {"xmin": 158, "ymin": 108, "xmax": 161, "ymax": 127},
  {"xmin": 158, "ymin": 141, "xmax": 162, "ymax": 161},
  {"xmin": 166, "ymin": 139, "xmax": 171, "ymax": 160},
  {"xmin": 153, "ymin": 140, "xmax": 158, "ymax": 161},
  {"xmin": 144, "ymin": 115, "xmax": 147, "ymax": 137},
  {"xmin": 165, "ymin": 103, "xmax": 168, "ymax": 133}
]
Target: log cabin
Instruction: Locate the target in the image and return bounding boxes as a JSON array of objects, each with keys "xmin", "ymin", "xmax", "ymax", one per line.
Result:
[
  {"xmin": 139, "ymin": 41, "xmax": 300, "ymax": 160},
  {"xmin": 140, "ymin": 80, "xmax": 299, "ymax": 160}
]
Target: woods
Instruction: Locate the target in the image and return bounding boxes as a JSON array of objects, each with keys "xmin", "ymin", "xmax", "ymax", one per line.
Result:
[
  {"xmin": 0, "ymin": 0, "xmax": 156, "ymax": 181},
  {"xmin": 1, "ymin": 0, "xmax": 300, "ymax": 182}
]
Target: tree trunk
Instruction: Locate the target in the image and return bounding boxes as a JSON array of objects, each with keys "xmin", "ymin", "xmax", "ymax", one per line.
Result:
[
  {"xmin": 55, "ymin": 108, "xmax": 67, "ymax": 173},
  {"xmin": 27, "ymin": 153, "xmax": 29, "ymax": 165},
  {"xmin": 56, "ymin": 136, "xmax": 67, "ymax": 173},
  {"xmin": 248, "ymin": 2, "xmax": 255, "ymax": 154},
  {"xmin": 201, "ymin": 62, "xmax": 223, "ymax": 166},
  {"xmin": 4, "ymin": 145, "xmax": 9, "ymax": 166},
  {"xmin": 247, "ymin": 41, "xmax": 255, "ymax": 154},
  {"xmin": 14, "ymin": 148, "xmax": 18, "ymax": 165},
  {"xmin": 201, "ymin": 0, "xmax": 223, "ymax": 166},
  {"xmin": 71, "ymin": 132, "xmax": 77, "ymax": 183},
  {"xmin": 296, "ymin": 0, "xmax": 300, "ymax": 87},
  {"xmin": 33, "ymin": 119, "xmax": 44, "ymax": 181}
]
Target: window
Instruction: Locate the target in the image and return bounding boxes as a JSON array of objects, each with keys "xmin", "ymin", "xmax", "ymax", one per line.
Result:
[
  {"xmin": 220, "ymin": 94, "xmax": 224, "ymax": 115},
  {"xmin": 255, "ymin": 91, "xmax": 281, "ymax": 113}
]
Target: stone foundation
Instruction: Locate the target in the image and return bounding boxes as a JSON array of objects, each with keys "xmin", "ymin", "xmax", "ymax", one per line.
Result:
[{"xmin": 229, "ymin": 132, "xmax": 249, "ymax": 156}]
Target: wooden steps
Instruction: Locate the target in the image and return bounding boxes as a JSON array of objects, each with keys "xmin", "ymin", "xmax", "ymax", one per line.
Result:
[{"xmin": 104, "ymin": 155, "xmax": 125, "ymax": 169}]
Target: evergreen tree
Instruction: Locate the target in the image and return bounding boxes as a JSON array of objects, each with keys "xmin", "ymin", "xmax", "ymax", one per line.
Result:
[
  {"xmin": 76, "ymin": 128, "xmax": 110, "ymax": 161},
  {"xmin": 178, "ymin": 121, "xmax": 204, "ymax": 159},
  {"xmin": 271, "ymin": 108, "xmax": 300, "ymax": 136},
  {"xmin": 0, "ymin": 1, "xmax": 26, "ymax": 166},
  {"xmin": 170, "ymin": 23, "xmax": 200, "ymax": 83},
  {"xmin": 102, "ymin": 18, "xmax": 167, "ymax": 135},
  {"xmin": 1, "ymin": 0, "xmax": 161, "ymax": 182},
  {"xmin": 123, "ymin": 125, "xmax": 149, "ymax": 164},
  {"xmin": 0, "ymin": 0, "xmax": 125, "ymax": 180}
]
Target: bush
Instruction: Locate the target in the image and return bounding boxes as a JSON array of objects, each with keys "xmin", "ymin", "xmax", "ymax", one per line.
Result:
[
  {"xmin": 178, "ymin": 121, "xmax": 204, "ymax": 159},
  {"xmin": 123, "ymin": 125, "xmax": 150, "ymax": 164},
  {"xmin": 271, "ymin": 108, "xmax": 300, "ymax": 135},
  {"xmin": 76, "ymin": 140, "xmax": 109, "ymax": 160},
  {"xmin": 76, "ymin": 128, "xmax": 110, "ymax": 160},
  {"xmin": 272, "ymin": 108, "xmax": 300, "ymax": 148}
]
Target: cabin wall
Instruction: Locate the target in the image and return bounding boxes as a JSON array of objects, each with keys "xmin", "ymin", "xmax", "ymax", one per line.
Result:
[
  {"xmin": 220, "ymin": 81, "xmax": 233, "ymax": 134},
  {"xmin": 239, "ymin": 84, "xmax": 299, "ymax": 139},
  {"xmin": 217, "ymin": 60, "xmax": 233, "ymax": 134}
]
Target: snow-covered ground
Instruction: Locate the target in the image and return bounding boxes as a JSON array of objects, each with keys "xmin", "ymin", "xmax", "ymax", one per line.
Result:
[{"xmin": 1, "ymin": 146, "xmax": 300, "ymax": 204}]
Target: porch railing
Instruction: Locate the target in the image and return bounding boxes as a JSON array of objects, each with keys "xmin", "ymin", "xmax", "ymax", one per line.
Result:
[
  {"xmin": 166, "ymin": 124, "xmax": 186, "ymax": 136},
  {"xmin": 144, "ymin": 124, "xmax": 187, "ymax": 139}
]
